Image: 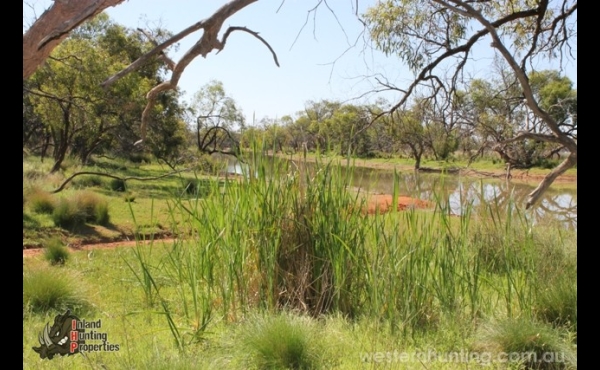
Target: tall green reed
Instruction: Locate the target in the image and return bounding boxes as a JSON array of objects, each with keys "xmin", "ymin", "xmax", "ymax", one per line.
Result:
[{"xmin": 124, "ymin": 150, "xmax": 574, "ymax": 350}]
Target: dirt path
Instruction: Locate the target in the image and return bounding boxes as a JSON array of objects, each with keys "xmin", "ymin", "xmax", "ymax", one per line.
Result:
[{"xmin": 23, "ymin": 238, "xmax": 178, "ymax": 258}]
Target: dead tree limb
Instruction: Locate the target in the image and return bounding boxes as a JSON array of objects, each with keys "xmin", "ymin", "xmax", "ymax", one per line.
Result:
[
  {"xmin": 219, "ymin": 26, "xmax": 280, "ymax": 67},
  {"xmin": 100, "ymin": 0, "xmax": 280, "ymax": 147},
  {"xmin": 50, "ymin": 168, "xmax": 194, "ymax": 194}
]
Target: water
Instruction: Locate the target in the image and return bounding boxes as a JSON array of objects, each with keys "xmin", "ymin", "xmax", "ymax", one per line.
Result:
[{"xmin": 225, "ymin": 158, "xmax": 577, "ymax": 230}]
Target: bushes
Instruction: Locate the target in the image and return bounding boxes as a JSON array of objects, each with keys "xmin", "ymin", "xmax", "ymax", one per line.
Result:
[
  {"xmin": 72, "ymin": 175, "xmax": 104, "ymax": 188},
  {"xmin": 241, "ymin": 313, "xmax": 328, "ymax": 370},
  {"xmin": 474, "ymin": 318, "xmax": 576, "ymax": 369},
  {"xmin": 43, "ymin": 238, "xmax": 70, "ymax": 265},
  {"xmin": 109, "ymin": 178, "xmax": 127, "ymax": 192},
  {"xmin": 182, "ymin": 179, "xmax": 212, "ymax": 197},
  {"xmin": 23, "ymin": 267, "xmax": 91, "ymax": 314},
  {"xmin": 52, "ymin": 191, "xmax": 110, "ymax": 229},
  {"xmin": 27, "ymin": 188, "xmax": 56, "ymax": 214}
]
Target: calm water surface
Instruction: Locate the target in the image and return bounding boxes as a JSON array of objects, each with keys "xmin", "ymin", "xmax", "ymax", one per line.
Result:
[{"xmin": 225, "ymin": 159, "xmax": 577, "ymax": 230}]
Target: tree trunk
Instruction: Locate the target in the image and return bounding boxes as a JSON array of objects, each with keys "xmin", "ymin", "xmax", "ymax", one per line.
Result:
[{"xmin": 23, "ymin": 0, "xmax": 125, "ymax": 79}]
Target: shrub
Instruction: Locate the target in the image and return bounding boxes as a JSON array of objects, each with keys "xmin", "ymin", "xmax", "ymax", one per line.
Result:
[
  {"xmin": 535, "ymin": 277, "xmax": 577, "ymax": 329},
  {"xmin": 23, "ymin": 267, "xmax": 91, "ymax": 314},
  {"xmin": 474, "ymin": 318, "xmax": 576, "ymax": 369},
  {"xmin": 195, "ymin": 154, "xmax": 219, "ymax": 174},
  {"xmin": 74, "ymin": 191, "xmax": 110, "ymax": 225},
  {"xmin": 109, "ymin": 178, "xmax": 127, "ymax": 192},
  {"xmin": 73, "ymin": 175, "xmax": 104, "ymax": 188},
  {"xmin": 241, "ymin": 314, "xmax": 326, "ymax": 370},
  {"xmin": 52, "ymin": 192, "xmax": 110, "ymax": 228},
  {"xmin": 52, "ymin": 198, "xmax": 85, "ymax": 229},
  {"xmin": 28, "ymin": 189, "xmax": 56, "ymax": 214},
  {"xmin": 43, "ymin": 238, "xmax": 70, "ymax": 265}
]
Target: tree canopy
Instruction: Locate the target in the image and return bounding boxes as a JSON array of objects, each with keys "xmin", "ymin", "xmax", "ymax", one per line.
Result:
[{"xmin": 363, "ymin": 0, "xmax": 577, "ymax": 208}]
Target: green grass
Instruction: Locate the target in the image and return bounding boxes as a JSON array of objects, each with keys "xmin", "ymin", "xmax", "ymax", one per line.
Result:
[
  {"xmin": 26, "ymin": 188, "xmax": 56, "ymax": 214},
  {"xmin": 474, "ymin": 318, "xmax": 576, "ymax": 369},
  {"xmin": 52, "ymin": 197, "xmax": 86, "ymax": 229},
  {"xmin": 534, "ymin": 276, "xmax": 577, "ymax": 329},
  {"xmin": 240, "ymin": 313, "xmax": 328, "ymax": 369},
  {"xmin": 22, "ymin": 152, "xmax": 577, "ymax": 369},
  {"xmin": 43, "ymin": 237, "xmax": 70, "ymax": 265},
  {"xmin": 23, "ymin": 266, "xmax": 92, "ymax": 314},
  {"xmin": 72, "ymin": 174, "xmax": 105, "ymax": 188}
]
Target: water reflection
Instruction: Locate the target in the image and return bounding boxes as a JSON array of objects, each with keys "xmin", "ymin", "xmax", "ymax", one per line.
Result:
[
  {"xmin": 350, "ymin": 167, "xmax": 577, "ymax": 230},
  {"xmin": 224, "ymin": 157, "xmax": 577, "ymax": 230}
]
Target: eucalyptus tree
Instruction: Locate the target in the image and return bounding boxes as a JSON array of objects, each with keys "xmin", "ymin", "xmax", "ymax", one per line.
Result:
[
  {"xmin": 364, "ymin": 0, "xmax": 577, "ymax": 208},
  {"xmin": 190, "ymin": 80, "xmax": 245, "ymax": 158},
  {"xmin": 26, "ymin": 15, "xmax": 186, "ymax": 171}
]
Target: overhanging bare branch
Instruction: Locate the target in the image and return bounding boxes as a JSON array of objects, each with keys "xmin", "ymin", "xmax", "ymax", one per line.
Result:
[{"xmin": 219, "ymin": 26, "xmax": 280, "ymax": 67}]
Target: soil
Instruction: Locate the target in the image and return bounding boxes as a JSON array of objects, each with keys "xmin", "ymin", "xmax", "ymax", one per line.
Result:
[
  {"xmin": 361, "ymin": 194, "xmax": 433, "ymax": 215},
  {"xmin": 22, "ymin": 237, "xmax": 177, "ymax": 258}
]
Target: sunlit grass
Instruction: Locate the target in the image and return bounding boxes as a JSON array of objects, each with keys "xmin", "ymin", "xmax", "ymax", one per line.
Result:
[{"xmin": 22, "ymin": 152, "xmax": 576, "ymax": 369}]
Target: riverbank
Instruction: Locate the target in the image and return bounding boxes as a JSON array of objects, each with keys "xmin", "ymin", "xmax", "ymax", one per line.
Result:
[{"xmin": 275, "ymin": 153, "xmax": 577, "ymax": 185}]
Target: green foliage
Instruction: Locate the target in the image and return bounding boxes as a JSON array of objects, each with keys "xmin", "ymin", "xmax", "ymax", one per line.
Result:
[
  {"xmin": 241, "ymin": 314, "xmax": 326, "ymax": 370},
  {"xmin": 191, "ymin": 80, "xmax": 245, "ymax": 155},
  {"xmin": 25, "ymin": 14, "xmax": 187, "ymax": 170},
  {"xmin": 23, "ymin": 267, "xmax": 91, "ymax": 314},
  {"xmin": 535, "ymin": 277, "xmax": 577, "ymax": 330},
  {"xmin": 52, "ymin": 191, "xmax": 110, "ymax": 229},
  {"xmin": 52, "ymin": 198, "xmax": 86, "ymax": 229},
  {"xmin": 195, "ymin": 153, "xmax": 219, "ymax": 174},
  {"xmin": 182, "ymin": 179, "xmax": 212, "ymax": 197},
  {"xmin": 27, "ymin": 189, "xmax": 56, "ymax": 214},
  {"xmin": 109, "ymin": 178, "xmax": 127, "ymax": 192},
  {"xmin": 73, "ymin": 175, "xmax": 105, "ymax": 188},
  {"xmin": 474, "ymin": 318, "xmax": 576, "ymax": 370},
  {"xmin": 75, "ymin": 191, "xmax": 110, "ymax": 225},
  {"xmin": 43, "ymin": 238, "xmax": 70, "ymax": 266}
]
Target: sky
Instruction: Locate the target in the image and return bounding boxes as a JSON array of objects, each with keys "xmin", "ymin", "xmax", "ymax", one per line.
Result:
[{"xmin": 24, "ymin": 0, "xmax": 577, "ymax": 125}]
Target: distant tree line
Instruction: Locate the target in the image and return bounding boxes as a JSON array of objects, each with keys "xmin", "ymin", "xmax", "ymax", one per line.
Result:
[{"xmin": 24, "ymin": 13, "xmax": 576, "ymax": 181}]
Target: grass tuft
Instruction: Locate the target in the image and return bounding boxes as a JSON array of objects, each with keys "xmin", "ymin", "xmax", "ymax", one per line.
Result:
[
  {"xmin": 52, "ymin": 191, "xmax": 110, "ymax": 229},
  {"xmin": 27, "ymin": 188, "xmax": 56, "ymax": 214},
  {"xmin": 43, "ymin": 238, "xmax": 70, "ymax": 265},
  {"xmin": 52, "ymin": 197, "xmax": 85, "ymax": 229},
  {"xmin": 23, "ymin": 267, "xmax": 92, "ymax": 314},
  {"xmin": 241, "ymin": 313, "xmax": 326, "ymax": 370},
  {"xmin": 535, "ymin": 277, "xmax": 577, "ymax": 330},
  {"xmin": 73, "ymin": 175, "xmax": 105, "ymax": 188},
  {"xmin": 474, "ymin": 318, "xmax": 576, "ymax": 369}
]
